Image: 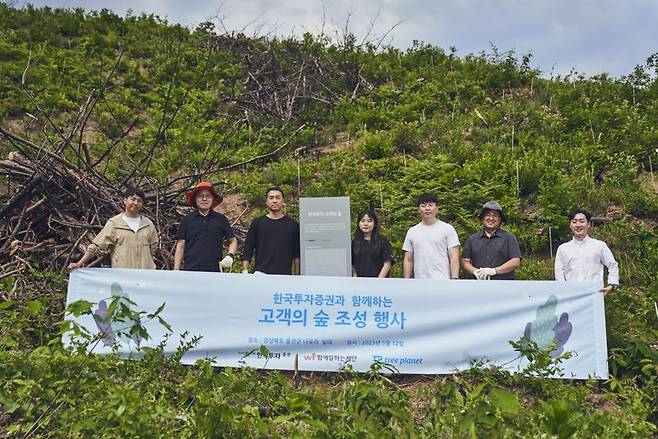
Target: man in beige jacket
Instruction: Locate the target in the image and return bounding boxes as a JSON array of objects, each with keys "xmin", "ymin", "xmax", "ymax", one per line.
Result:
[{"xmin": 68, "ymin": 187, "xmax": 159, "ymax": 270}]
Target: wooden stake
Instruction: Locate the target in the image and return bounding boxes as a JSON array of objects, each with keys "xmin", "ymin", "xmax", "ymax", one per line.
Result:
[
  {"xmin": 549, "ymin": 226, "xmax": 554, "ymax": 258},
  {"xmin": 511, "ymin": 124, "xmax": 515, "ymax": 153},
  {"xmin": 297, "ymin": 157, "xmax": 301, "ymax": 199},
  {"xmin": 293, "ymin": 353, "xmax": 300, "ymax": 388}
]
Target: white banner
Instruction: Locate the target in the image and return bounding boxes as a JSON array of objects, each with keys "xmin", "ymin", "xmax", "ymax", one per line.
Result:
[{"xmin": 65, "ymin": 269, "xmax": 608, "ymax": 379}]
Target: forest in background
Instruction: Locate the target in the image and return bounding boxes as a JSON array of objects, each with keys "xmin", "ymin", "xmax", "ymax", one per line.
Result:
[{"xmin": 0, "ymin": 4, "xmax": 657, "ymax": 437}]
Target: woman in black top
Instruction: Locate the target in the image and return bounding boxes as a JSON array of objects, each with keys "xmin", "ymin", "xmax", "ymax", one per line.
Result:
[{"xmin": 351, "ymin": 210, "xmax": 394, "ymax": 277}]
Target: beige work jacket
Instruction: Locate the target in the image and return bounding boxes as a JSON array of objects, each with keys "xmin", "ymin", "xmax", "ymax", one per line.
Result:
[{"xmin": 88, "ymin": 214, "xmax": 159, "ymax": 269}]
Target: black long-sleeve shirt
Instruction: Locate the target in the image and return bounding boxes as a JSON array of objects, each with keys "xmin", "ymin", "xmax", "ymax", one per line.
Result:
[{"xmin": 241, "ymin": 215, "xmax": 300, "ymax": 275}]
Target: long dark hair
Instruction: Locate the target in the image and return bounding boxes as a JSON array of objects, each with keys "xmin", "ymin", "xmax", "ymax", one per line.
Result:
[{"xmin": 353, "ymin": 210, "xmax": 382, "ymax": 255}]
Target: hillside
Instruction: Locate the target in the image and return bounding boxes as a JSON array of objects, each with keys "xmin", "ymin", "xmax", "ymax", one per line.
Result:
[{"xmin": 0, "ymin": 4, "xmax": 657, "ymax": 437}]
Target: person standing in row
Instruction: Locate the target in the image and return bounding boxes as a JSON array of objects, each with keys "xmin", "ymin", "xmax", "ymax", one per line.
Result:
[
  {"xmin": 403, "ymin": 193, "xmax": 460, "ymax": 279},
  {"xmin": 461, "ymin": 201, "xmax": 522, "ymax": 280},
  {"xmin": 241, "ymin": 187, "xmax": 300, "ymax": 275},
  {"xmin": 351, "ymin": 210, "xmax": 395, "ymax": 277},
  {"xmin": 68, "ymin": 187, "xmax": 159, "ymax": 270},
  {"xmin": 174, "ymin": 181, "xmax": 238, "ymax": 272},
  {"xmin": 554, "ymin": 208, "xmax": 619, "ymax": 295}
]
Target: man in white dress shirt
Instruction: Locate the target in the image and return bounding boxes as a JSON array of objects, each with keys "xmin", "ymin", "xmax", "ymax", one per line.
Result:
[{"xmin": 554, "ymin": 209, "xmax": 619, "ymax": 295}]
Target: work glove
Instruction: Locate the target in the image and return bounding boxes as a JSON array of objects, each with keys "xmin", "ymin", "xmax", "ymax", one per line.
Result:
[
  {"xmin": 479, "ymin": 267, "xmax": 497, "ymax": 280},
  {"xmin": 220, "ymin": 255, "xmax": 234, "ymax": 269}
]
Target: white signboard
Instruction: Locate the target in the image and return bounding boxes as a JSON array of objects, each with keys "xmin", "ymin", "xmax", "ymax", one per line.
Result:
[
  {"xmin": 299, "ymin": 197, "xmax": 351, "ymax": 276},
  {"xmin": 65, "ymin": 269, "xmax": 608, "ymax": 379}
]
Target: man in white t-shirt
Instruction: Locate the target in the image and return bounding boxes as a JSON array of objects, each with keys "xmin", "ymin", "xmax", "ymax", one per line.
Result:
[
  {"xmin": 403, "ymin": 193, "xmax": 460, "ymax": 279},
  {"xmin": 554, "ymin": 208, "xmax": 619, "ymax": 295}
]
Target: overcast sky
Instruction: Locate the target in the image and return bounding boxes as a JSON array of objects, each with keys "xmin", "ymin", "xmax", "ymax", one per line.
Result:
[{"xmin": 18, "ymin": 0, "xmax": 658, "ymax": 78}]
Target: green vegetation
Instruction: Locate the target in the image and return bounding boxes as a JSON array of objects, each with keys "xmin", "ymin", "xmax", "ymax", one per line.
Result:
[{"xmin": 1, "ymin": 4, "xmax": 657, "ymax": 437}]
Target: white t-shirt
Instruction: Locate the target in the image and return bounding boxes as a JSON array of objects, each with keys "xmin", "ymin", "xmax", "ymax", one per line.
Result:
[
  {"xmin": 554, "ymin": 236, "xmax": 619, "ymax": 287},
  {"xmin": 402, "ymin": 220, "xmax": 460, "ymax": 279},
  {"xmin": 122, "ymin": 215, "xmax": 141, "ymax": 233}
]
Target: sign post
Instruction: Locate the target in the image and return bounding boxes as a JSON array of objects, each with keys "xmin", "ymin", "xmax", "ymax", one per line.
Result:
[{"xmin": 299, "ymin": 197, "xmax": 351, "ymax": 276}]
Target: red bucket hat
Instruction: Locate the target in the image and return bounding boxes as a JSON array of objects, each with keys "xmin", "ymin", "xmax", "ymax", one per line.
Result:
[{"xmin": 185, "ymin": 181, "xmax": 223, "ymax": 208}]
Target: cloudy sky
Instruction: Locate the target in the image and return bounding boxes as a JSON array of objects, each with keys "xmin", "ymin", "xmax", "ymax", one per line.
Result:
[{"xmin": 19, "ymin": 0, "xmax": 658, "ymax": 78}]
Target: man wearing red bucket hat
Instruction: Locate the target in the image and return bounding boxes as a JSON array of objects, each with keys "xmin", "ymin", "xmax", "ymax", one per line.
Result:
[{"xmin": 173, "ymin": 181, "xmax": 238, "ymax": 272}]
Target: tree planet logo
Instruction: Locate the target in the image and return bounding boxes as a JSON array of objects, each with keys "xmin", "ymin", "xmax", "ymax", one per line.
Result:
[
  {"xmin": 93, "ymin": 282, "xmax": 143, "ymax": 347},
  {"xmin": 523, "ymin": 295, "xmax": 573, "ymax": 357}
]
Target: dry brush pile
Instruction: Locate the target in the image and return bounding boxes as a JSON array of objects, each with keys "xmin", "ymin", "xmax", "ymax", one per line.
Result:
[
  {"xmin": 0, "ymin": 28, "xmax": 344, "ymax": 293},
  {"xmin": 0, "ymin": 126, "xmax": 187, "ymax": 279}
]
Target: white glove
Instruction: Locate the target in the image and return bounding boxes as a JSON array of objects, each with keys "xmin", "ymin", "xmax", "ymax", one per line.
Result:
[
  {"xmin": 479, "ymin": 267, "xmax": 497, "ymax": 280},
  {"xmin": 220, "ymin": 255, "xmax": 234, "ymax": 269},
  {"xmin": 241, "ymin": 269, "xmax": 250, "ymax": 274},
  {"xmin": 473, "ymin": 268, "xmax": 483, "ymax": 280}
]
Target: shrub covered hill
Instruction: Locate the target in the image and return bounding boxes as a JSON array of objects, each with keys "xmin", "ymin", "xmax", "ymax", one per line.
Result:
[{"xmin": 1, "ymin": 4, "xmax": 657, "ymax": 437}]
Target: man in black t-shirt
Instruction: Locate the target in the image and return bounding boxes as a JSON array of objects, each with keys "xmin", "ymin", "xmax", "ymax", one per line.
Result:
[
  {"xmin": 174, "ymin": 181, "xmax": 238, "ymax": 272},
  {"xmin": 241, "ymin": 187, "xmax": 300, "ymax": 275}
]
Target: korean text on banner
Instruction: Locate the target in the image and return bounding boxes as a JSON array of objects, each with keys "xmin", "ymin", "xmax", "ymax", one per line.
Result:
[{"xmin": 65, "ymin": 269, "xmax": 607, "ymax": 379}]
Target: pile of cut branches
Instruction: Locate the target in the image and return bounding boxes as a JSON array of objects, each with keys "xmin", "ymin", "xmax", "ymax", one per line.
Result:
[
  {"xmin": 0, "ymin": 136, "xmax": 277, "ymax": 298},
  {"xmin": 0, "ymin": 131, "xmax": 183, "ymax": 276},
  {"xmin": 0, "ymin": 30, "xmax": 312, "ymax": 293},
  {"xmin": 0, "ymin": 119, "xmax": 305, "ymax": 293}
]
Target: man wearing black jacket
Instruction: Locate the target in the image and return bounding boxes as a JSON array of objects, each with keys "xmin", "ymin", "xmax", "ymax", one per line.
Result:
[{"xmin": 241, "ymin": 187, "xmax": 300, "ymax": 275}]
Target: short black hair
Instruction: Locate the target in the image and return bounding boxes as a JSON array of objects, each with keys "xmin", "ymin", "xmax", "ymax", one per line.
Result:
[
  {"xmin": 415, "ymin": 193, "xmax": 438, "ymax": 206},
  {"xmin": 568, "ymin": 208, "xmax": 592, "ymax": 222},
  {"xmin": 265, "ymin": 187, "xmax": 284, "ymax": 198},
  {"xmin": 123, "ymin": 185, "xmax": 146, "ymax": 201}
]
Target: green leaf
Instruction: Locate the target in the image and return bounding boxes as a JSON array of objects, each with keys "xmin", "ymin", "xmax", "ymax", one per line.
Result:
[
  {"xmin": 0, "ymin": 397, "xmax": 20, "ymax": 414},
  {"xmin": 26, "ymin": 300, "xmax": 43, "ymax": 316},
  {"xmin": 157, "ymin": 316, "xmax": 172, "ymax": 332},
  {"xmin": 0, "ymin": 300, "xmax": 16, "ymax": 309},
  {"xmin": 490, "ymin": 388, "xmax": 519, "ymax": 416},
  {"xmin": 66, "ymin": 300, "xmax": 94, "ymax": 317},
  {"xmin": 259, "ymin": 345, "xmax": 270, "ymax": 358},
  {"xmin": 468, "ymin": 383, "xmax": 486, "ymax": 400},
  {"xmin": 147, "ymin": 302, "xmax": 166, "ymax": 319},
  {"xmin": 242, "ymin": 405, "xmax": 259, "ymax": 416},
  {"xmin": 106, "ymin": 298, "xmax": 119, "ymax": 320}
]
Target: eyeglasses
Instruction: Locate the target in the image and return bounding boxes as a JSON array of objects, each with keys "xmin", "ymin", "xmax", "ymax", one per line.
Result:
[{"xmin": 196, "ymin": 193, "xmax": 214, "ymax": 200}]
